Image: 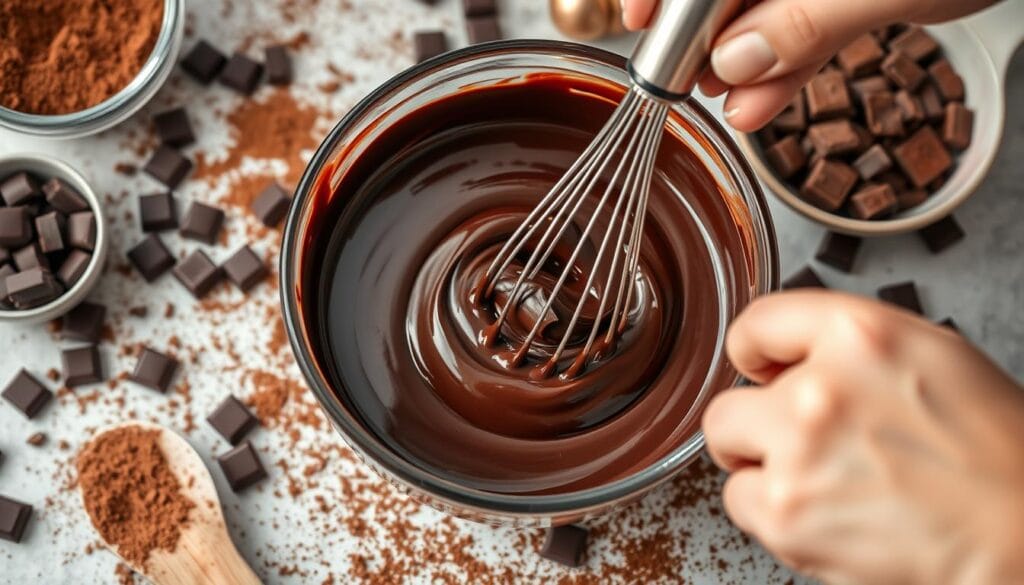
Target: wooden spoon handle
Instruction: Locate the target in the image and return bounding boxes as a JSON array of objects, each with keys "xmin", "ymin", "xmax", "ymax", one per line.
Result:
[{"xmin": 148, "ymin": 524, "xmax": 262, "ymax": 585}]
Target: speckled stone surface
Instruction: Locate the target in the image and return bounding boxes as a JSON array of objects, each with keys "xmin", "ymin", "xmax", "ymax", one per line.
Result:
[{"xmin": 0, "ymin": 1, "xmax": 1020, "ymax": 583}]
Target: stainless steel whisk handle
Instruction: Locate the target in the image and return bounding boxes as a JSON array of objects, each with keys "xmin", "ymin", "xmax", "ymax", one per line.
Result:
[{"xmin": 627, "ymin": 0, "xmax": 745, "ymax": 100}]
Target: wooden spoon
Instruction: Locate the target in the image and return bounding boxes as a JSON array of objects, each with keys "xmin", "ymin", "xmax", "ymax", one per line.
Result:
[{"xmin": 79, "ymin": 422, "xmax": 262, "ymax": 585}]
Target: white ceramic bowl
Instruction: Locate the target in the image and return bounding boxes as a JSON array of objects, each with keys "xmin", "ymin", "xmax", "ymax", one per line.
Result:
[
  {"xmin": 737, "ymin": 5, "xmax": 1023, "ymax": 236},
  {"xmin": 0, "ymin": 155, "xmax": 108, "ymax": 324}
]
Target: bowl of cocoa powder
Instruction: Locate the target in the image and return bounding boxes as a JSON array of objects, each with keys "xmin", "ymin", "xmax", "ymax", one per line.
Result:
[{"xmin": 0, "ymin": 0, "xmax": 184, "ymax": 138}]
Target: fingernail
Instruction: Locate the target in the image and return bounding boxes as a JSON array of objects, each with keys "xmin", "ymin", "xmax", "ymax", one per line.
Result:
[
  {"xmin": 711, "ymin": 31, "xmax": 777, "ymax": 85},
  {"xmin": 724, "ymin": 107, "xmax": 741, "ymax": 119}
]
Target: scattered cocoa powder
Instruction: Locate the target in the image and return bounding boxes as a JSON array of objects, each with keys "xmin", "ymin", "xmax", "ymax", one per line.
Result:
[
  {"xmin": 27, "ymin": 432, "xmax": 47, "ymax": 446},
  {"xmin": 76, "ymin": 426, "xmax": 195, "ymax": 568},
  {"xmin": 0, "ymin": 0, "xmax": 164, "ymax": 114}
]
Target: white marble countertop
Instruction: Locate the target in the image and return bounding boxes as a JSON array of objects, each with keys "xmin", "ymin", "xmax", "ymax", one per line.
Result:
[{"xmin": 0, "ymin": 1, "xmax": 1021, "ymax": 584}]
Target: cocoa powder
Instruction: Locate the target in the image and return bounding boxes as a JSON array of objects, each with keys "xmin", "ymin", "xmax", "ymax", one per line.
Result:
[
  {"xmin": 76, "ymin": 426, "xmax": 194, "ymax": 568},
  {"xmin": 0, "ymin": 0, "xmax": 163, "ymax": 114}
]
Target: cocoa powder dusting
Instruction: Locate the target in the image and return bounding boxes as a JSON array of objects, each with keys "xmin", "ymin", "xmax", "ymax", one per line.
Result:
[
  {"xmin": 0, "ymin": 0, "xmax": 164, "ymax": 114},
  {"xmin": 76, "ymin": 426, "xmax": 195, "ymax": 568}
]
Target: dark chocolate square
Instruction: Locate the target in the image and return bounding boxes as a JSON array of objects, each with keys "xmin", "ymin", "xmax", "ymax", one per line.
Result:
[
  {"xmin": 0, "ymin": 207, "xmax": 33, "ymax": 248},
  {"xmin": 181, "ymin": 40, "xmax": 227, "ymax": 84},
  {"xmin": 805, "ymin": 70, "xmax": 853, "ymax": 120},
  {"xmin": 928, "ymin": 59, "xmax": 964, "ymax": 102},
  {"xmin": 153, "ymin": 108, "xmax": 196, "ymax": 147},
  {"xmin": 849, "ymin": 184, "xmax": 897, "ymax": 220},
  {"xmin": 942, "ymin": 102, "xmax": 973, "ymax": 150},
  {"xmin": 265, "ymin": 45, "xmax": 292, "ymax": 86},
  {"xmin": 35, "ymin": 211, "xmax": 66, "ymax": 254},
  {"xmin": 217, "ymin": 441, "xmax": 268, "ymax": 491},
  {"xmin": 127, "ymin": 234, "xmax": 175, "ymax": 282},
  {"xmin": 466, "ymin": 16, "xmax": 502, "ymax": 44},
  {"xmin": 42, "ymin": 177, "xmax": 89, "ymax": 214},
  {"xmin": 881, "ymin": 51, "xmax": 927, "ymax": 91},
  {"xmin": 61, "ymin": 345, "xmax": 104, "ymax": 387},
  {"xmin": 782, "ymin": 266, "xmax": 826, "ymax": 290},
  {"xmin": 139, "ymin": 192, "xmax": 178, "ymax": 232},
  {"xmin": 463, "ymin": 0, "xmax": 496, "ymax": 16},
  {"xmin": 207, "ymin": 395, "xmax": 259, "ymax": 445},
  {"xmin": 772, "ymin": 93, "xmax": 806, "ymax": 133},
  {"xmin": 172, "ymin": 250, "xmax": 223, "ymax": 298},
  {"xmin": 801, "ymin": 159, "xmax": 859, "ymax": 211},
  {"xmin": 12, "ymin": 243, "xmax": 47, "ymax": 272},
  {"xmin": 0, "ymin": 172, "xmax": 40, "ymax": 206},
  {"xmin": 891, "ymin": 126, "xmax": 952, "ymax": 188},
  {"xmin": 539, "ymin": 525, "xmax": 588, "ymax": 567},
  {"xmin": 180, "ymin": 202, "xmax": 225, "ymax": 245},
  {"xmin": 2, "ymin": 370, "xmax": 53, "ymax": 419},
  {"xmin": 853, "ymin": 144, "xmax": 893, "ymax": 181},
  {"xmin": 251, "ymin": 182, "xmax": 291, "ymax": 227},
  {"xmin": 888, "ymin": 26, "xmax": 938, "ymax": 62},
  {"xmin": 917, "ymin": 215, "xmax": 964, "ymax": 254},
  {"xmin": 56, "ymin": 249, "xmax": 92, "ymax": 288},
  {"xmin": 815, "ymin": 232, "xmax": 862, "ymax": 273},
  {"xmin": 144, "ymin": 145, "xmax": 193, "ymax": 189},
  {"xmin": 0, "ymin": 495, "xmax": 32, "ymax": 543},
  {"xmin": 765, "ymin": 135, "xmax": 806, "ymax": 179},
  {"xmin": 414, "ymin": 31, "xmax": 448, "ymax": 63},
  {"xmin": 222, "ymin": 245, "xmax": 268, "ymax": 292},
  {"xmin": 836, "ymin": 34, "xmax": 884, "ymax": 77},
  {"xmin": 66, "ymin": 211, "xmax": 96, "ymax": 251},
  {"xmin": 878, "ymin": 281, "xmax": 923, "ymax": 315},
  {"xmin": 5, "ymin": 268, "xmax": 63, "ymax": 309},
  {"xmin": 130, "ymin": 347, "xmax": 179, "ymax": 393},
  {"xmin": 62, "ymin": 301, "xmax": 106, "ymax": 343},
  {"xmin": 219, "ymin": 53, "xmax": 264, "ymax": 95}
]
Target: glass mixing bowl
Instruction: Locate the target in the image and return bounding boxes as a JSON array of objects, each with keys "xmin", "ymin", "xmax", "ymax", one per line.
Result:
[{"xmin": 281, "ymin": 40, "xmax": 778, "ymax": 526}]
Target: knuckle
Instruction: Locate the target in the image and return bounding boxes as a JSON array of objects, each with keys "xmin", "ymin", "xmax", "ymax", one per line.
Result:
[
  {"xmin": 764, "ymin": 477, "xmax": 805, "ymax": 532},
  {"xmin": 790, "ymin": 373, "xmax": 842, "ymax": 432},
  {"xmin": 832, "ymin": 307, "xmax": 893, "ymax": 358},
  {"xmin": 784, "ymin": 3, "xmax": 826, "ymax": 54}
]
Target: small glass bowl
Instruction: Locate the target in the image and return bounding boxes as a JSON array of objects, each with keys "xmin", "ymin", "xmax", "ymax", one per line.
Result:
[
  {"xmin": 0, "ymin": 0, "xmax": 184, "ymax": 139},
  {"xmin": 281, "ymin": 41, "xmax": 779, "ymax": 526}
]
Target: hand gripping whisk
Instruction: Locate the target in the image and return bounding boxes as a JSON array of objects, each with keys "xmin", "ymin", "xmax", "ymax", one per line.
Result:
[{"xmin": 479, "ymin": 0, "xmax": 743, "ymax": 379}]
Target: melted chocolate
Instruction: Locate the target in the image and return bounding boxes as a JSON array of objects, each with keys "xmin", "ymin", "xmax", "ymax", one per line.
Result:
[{"xmin": 301, "ymin": 75, "xmax": 753, "ymax": 494}]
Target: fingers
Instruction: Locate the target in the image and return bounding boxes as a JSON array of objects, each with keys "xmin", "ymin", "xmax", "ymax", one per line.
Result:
[
  {"xmin": 703, "ymin": 387, "xmax": 784, "ymax": 471},
  {"xmin": 622, "ymin": 0, "xmax": 657, "ymax": 31},
  {"xmin": 721, "ymin": 61, "xmax": 824, "ymax": 132},
  {"xmin": 710, "ymin": 0, "xmax": 910, "ymax": 86},
  {"xmin": 721, "ymin": 467, "xmax": 767, "ymax": 534},
  {"xmin": 697, "ymin": 69, "xmax": 729, "ymax": 99}
]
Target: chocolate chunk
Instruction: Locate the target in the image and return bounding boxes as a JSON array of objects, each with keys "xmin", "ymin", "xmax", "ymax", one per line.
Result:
[
  {"xmin": 765, "ymin": 135, "xmax": 807, "ymax": 179},
  {"xmin": 850, "ymin": 76, "xmax": 890, "ymax": 104},
  {"xmin": 139, "ymin": 192, "xmax": 178, "ymax": 232},
  {"xmin": 6, "ymin": 268, "xmax": 63, "ymax": 308},
  {"xmin": 26, "ymin": 432, "xmax": 46, "ymax": 447},
  {"xmin": 877, "ymin": 170, "xmax": 910, "ymax": 195},
  {"xmin": 181, "ymin": 40, "xmax": 227, "ymax": 84},
  {"xmin": 772, "ymin": 93, "xmax": 806, "ymax": 133},
  {"xmin": 62, "ymin": 301, "xmax": 106, "ymax": 343},
  {"xmin": 815, "ymin": 232, "xmax": 861, "ymax": 273},
  {"xmin": 251, "ymin": 182, "xmax": 291, "ymax": 227},
  {"xmin": 2, "ymin": 370, "xmax": 52, "ymax": 419},
  {"xmin": 801, "ymin": 159, "xmax": 859, "ymax": 211},
  {"xmin": 34, "ymin": 211, "xmax": 65, "ymax": 254},
  {"xmin": 836, "ymin": 34, "xmax": 884, "ymax": 77},
  {"xmin": 153, "ymin": 108, "xmax": 195, "ymax": 147},
  {"xmin": 414, "ymin": 31, "xmax": 448, "ymax": 63},
  {"xmin": 917, "ymin": 215, "xmax": 964, "ymax": 254},
  {"xmin": 180, "ymin": 202, "xmax": 225, "ymax": 244},
  {"xmin": 807, "ymin": 120, "xmax": 861, "ymax": 156},
  {"xmin": 42, "ymin": 178, "xmax": 89, "ymax": 214},
  {"xmin": 894, "ymin": 90, "xmax": 925, "ymax": 126},
  {"xmin": 891, "ymin": 126, "xmax": 952, "ymax": 188},
  {"xmin": 130, "ymin": 347, "xmax": 179, "ymax": 392},
  {"xmin": 217, "ymin": 441, "xmax": 268, "ymax": 491},
  {"xmin": 928, "ymin": 59, "xmax": 964, "ymax": 102},
  {"xmin": 852, "ymin": 144, "xmax": 893, "ymax": 180},
  {"xmin": 539, "ymin": 525, "xmax": 588, "ymax": 567},
  {"xmin": 896, "ymin": 188, "xmax": 929, "ymax": 211},
  {"xmin": 864, "ymin": 93, "xmax": 904, "ymax": 137},
  {"xmin": 0, "ymin": 495, "xmax": 32, "ymax": 543},
  {"xmin": 878, "ymin": 281, "xmax": 923, "ymax": 315},
  {"xmin": 888, "ymin": 26, "xmax": 938, "ymax": 62},
  {"xmin": 56, "ymin": 249, "xmax": 92, "ymax": 288},
  {"xmin": 66, "ymin": 211, "xmax": 96, "ymax": 251},
  {"xmin": 12, "ymin": 243, "xmax": 47, "ymax": 272},
  {"xmin": 143, "ymin": 145, "xmax": 193, "ymax": 189},
  {"xmin": 463, "ymin": 0, "xmax": 496, "ymax": 16},
  {"xmin": 265, "ymin": 45, "xmax": 292, "ymax": 85},
  {"xmin": 127, "ymin": 234, "xmax": 175, "ymax": 282},
  {"xmin": 849, "ymin": 184, "xmax": 897, "ymax": 220},
  {"xmin": 207, "ymin": 395, "xmax": 259, "ymax": 445},
  {"xmin": 805, "ymin": 70, "xmax": 853, "ymax": 120},
  {"xmin": 0, "ymin": 172, "xmax": 40, "ymax": 206},
  {"xmin": 0, "ymin": 263, "xmax": 14, "ymax": 307},
  {"xmin": 222, "ymin": 245, "xmax": 269, "ymax": 292},
  {"xmin": 942, "ymin": 102, "xmax": 973, "ymax": 150},
  {"xmin": 466, "ymin": 16, "xmax": 502, "ymax": 44},
  {"xmin": 918, "ymin": 84, "xmax": 945, "ymax": 122},
  {"xmin": 219, "ymin": 53, "xmax": 264, "ymax": 95},
  {"xmin": 782, "ymin": 266, "xmax": 826, "ymax": 290},
  {"xmin": 881, "ymin": 51, "xmax": 927, "ymax": 91},
  {"xmin": 0, "ymin": 207, "xmax": 33, "ymax": 248},
  {"xmin": 61, "ymin": 345, "xmax": 103, "ymax": 387},
  {"xmin": 172, "ymin": 250, "xmax": 223, "ymax": 298}
]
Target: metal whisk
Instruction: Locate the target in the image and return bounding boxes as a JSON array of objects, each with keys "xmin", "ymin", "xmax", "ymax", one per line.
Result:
[{"xmin": 479, "ymin": 0, "xmax": 742, "ymax": 379}]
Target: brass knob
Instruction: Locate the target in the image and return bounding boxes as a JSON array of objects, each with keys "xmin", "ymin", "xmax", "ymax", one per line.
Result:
[{"xmin": 549, "ymin": 0, "xmax": 626, "ymax": 41}]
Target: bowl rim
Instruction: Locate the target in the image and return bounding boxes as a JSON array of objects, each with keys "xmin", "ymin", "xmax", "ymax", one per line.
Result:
[
  {"xmin": 279, "ymin": 39, "xmax": 778, "ymax": 517},
  {"xmin": 735, "ymin": 20, "xmax": 1004, "ymax": 237},
  {"xmin": 0, "ymin": 154, "xmax": 108, "ymax": 323}
]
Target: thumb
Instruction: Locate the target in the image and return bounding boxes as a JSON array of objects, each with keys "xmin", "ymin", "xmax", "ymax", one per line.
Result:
[{"xmin": 709, "ymin": 0, "xmax": 906, "ymax": 85}]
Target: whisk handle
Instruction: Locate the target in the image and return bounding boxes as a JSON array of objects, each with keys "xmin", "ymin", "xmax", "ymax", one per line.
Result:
[{"xmin": 627, "ymin": 0, "xmax": 744, "ymax": 100}]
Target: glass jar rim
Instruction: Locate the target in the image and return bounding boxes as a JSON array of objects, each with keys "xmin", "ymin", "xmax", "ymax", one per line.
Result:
[{"xmin": 280, "ymin": 40, "xmax": 779, "ymax": 518}]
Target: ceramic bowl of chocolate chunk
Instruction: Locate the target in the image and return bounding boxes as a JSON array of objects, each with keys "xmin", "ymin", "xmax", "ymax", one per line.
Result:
[
  {"xmin": 0, "ymin": 155, "xmax": 108, "ymax": 324},
  {"xmin": 737, "ymin": 6, "xmax": 1023, "ymax": 236}
]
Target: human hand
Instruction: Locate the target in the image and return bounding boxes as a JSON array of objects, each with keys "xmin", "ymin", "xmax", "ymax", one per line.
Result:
[
  {"xmin": 703, "ymin": 290, "xmax": 1024, "ymax": 584},
  {"xmin": 622, "ymin": 0, "xmax": 997, "ymax": 131}
]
